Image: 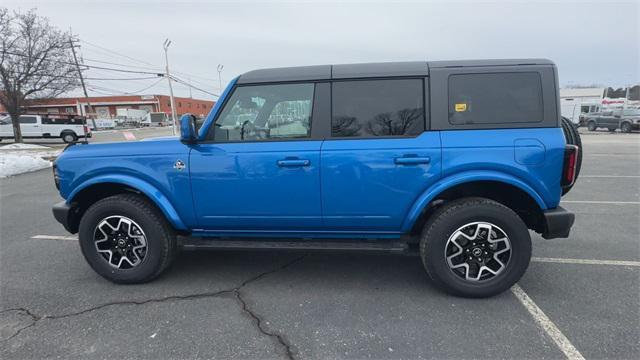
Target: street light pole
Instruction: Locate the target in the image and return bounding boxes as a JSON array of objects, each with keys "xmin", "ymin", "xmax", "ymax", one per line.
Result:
[
  {"xmin": 163, "ymin": 39, "xmax": 178, "ymax": 136},
  {"xmin": 217, "ymin": 64, "xmax": 224, "ymax": 92}
]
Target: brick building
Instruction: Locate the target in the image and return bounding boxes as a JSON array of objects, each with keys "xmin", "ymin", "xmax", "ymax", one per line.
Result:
[{"xmin": 1, "ymin": 95, "xmax": 215, "ymax": 118}]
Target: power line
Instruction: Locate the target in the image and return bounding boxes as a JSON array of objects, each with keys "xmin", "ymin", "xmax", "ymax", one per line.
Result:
[
  {"xmin": 5, "ymin": 47, "xmax": 219, "ymax": 97},
  {"xmin": 80, "ymin": 40, "xmax": 221, "ymax": 86},
  {"xmin": 82, "ymin": 57, "xmax": 162, "ymax": 71},
  {"xmin": 87, "ymin": 77, "xmax": 165, "ymax": 95},
  {"xmin": 3, "ymin": 50, "xmax": 161, "ymax": 75},
  {"xmin": 84, "ymin": 76, "xmax": 160, "ymax": 81},
  {"xmin": 170, "ymin": 75, "xmax": 218, "ymax": 97},
  {"xmin": 80, "ymin": 39, "xmax": 158, "ymax": 67}
]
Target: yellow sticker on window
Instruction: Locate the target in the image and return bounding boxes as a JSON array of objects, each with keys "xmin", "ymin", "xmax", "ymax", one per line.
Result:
[{"xmin": 455, "ymin": 103, "xmax": 467, "ymax": 112}]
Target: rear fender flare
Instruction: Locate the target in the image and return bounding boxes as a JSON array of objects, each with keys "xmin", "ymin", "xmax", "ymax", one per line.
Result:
[
  {"xmin": 67, "ymin": 174, "xmax": 187, "ymax": 231},
  {"xmin": 401, "ymin": 170, "xmax": 547, "ymax": 232}
]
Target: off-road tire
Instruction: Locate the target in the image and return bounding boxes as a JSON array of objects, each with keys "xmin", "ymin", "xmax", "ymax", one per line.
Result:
[
  {"xmin": 61, "ymin": 131, "xmax": 78, "ymax": 143},
  {"xmin": 561, "ymin": 116, "xmax": 583, "ymax": 195},
  {"xmin": 419, "ymin": 198, "xmax": 531, "ymax": 298},
  {"xmin": 78, "ymin": 193, "xmax": 177, "ymax": 283}
]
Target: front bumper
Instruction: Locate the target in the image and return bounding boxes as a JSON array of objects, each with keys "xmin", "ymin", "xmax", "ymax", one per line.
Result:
[
  {"xmin": 541, "ymin": 206, "xmax": 575, "ymax": 239},
  {"xmin": 52, "ymin": 201, "xmax": 78, "ymax": 234}
]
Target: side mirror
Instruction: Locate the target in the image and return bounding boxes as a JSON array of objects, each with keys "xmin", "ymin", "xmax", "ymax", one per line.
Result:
[{"xmin": 179, "ymin": 114, "xmax": 197, "ymax": 143}]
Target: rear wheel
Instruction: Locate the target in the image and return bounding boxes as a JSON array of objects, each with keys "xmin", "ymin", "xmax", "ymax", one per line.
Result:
[
  {"xmin": 621, "ymin": 122, "xmax": 632, "ymax": 133},
  {"xmin": 420, "ymin": 198, "xmax": 531, "ymax": 298},
  {"xmin": 61, "ymin": 131, "xmax": 77, "ymax": 143},
  {"xmin": 78, "ymin": 193, "xmax": 177, "ymax": 283}
]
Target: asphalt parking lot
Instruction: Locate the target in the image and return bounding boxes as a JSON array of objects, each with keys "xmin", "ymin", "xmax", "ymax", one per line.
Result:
[{"xmin": 1, "ymin": 131, "xmax": 638, "ymax": 359}]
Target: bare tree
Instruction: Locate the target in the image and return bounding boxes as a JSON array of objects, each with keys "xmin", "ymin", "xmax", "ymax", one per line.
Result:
[
  {"xmin": 366, "ymin": 108, "xmax": 423, "ymax": 136},
  {"xmin": 0, "ymin": 8, "xmax": 79, "ymax": 142}
]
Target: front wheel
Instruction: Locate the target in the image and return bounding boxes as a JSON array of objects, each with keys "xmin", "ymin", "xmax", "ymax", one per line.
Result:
[
  {"xmin": 587, "ymin": 121, "xmax": 597, "ymax": 131},
  {"xmin": 78, "ymin": 194, "xmax": 177, "ymax": 283},
  {"xmin": 621, "ymin": 122, "xmax": 632, "ymax": 133},
  {"xmin": 420, "ymin": 198, "xmax": 531, "ymax": 298}
]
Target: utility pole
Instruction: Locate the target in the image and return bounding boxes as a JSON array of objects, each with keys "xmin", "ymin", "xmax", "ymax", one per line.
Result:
[
  {"xmin": 217, "ymin": 64, "xmax": 224, "ymax": 92},
  {"xmin": 163, "ymin": 39, "xmax": 178, "ymax": 136},
  {"xmin": 69, "ymin": 36, "xmax": 97, "ymax": 135}
]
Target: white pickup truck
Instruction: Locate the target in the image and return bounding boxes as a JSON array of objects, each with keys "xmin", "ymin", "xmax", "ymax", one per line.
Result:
[{"xmin": 0, "ymin": 114, "xmax": 91, "ymax": 143}]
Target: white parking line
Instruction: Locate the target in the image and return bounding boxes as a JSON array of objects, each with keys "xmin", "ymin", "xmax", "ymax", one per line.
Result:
[
  {"xmin": 562, "ymin": 200, "xmax": 640, "ymax": 205},
  {"xmin": 580, "ymin": 175, "xmax": 640, "ymax": 178},
  {"xmin": 511, "ymin": 285, "xmax": 585, "ymax": 360},
  {"xmin": 588, "ymin": 153, "xmax": 638, "ymax": 157},
  {"xmin": 532, "ymin": 257, "xmax": 640, "ymax": 267},
  {"xmin": 31, "ymin": 235, "xmax": 77, "ymax": 241}
]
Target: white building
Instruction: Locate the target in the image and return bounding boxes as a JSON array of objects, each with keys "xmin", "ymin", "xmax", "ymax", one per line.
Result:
[
  {"xmin": 559, "ymin": 86, "xmax": 639, "ymax": 123},
  {"xmin": 559, "ymin": 88, "xmax": 605, "ymax": 123}
]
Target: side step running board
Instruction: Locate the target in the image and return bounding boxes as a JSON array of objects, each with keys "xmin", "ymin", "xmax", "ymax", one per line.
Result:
[{"xmin": 180, "ymin": 237, "xmax": 410, "ymax": 254}]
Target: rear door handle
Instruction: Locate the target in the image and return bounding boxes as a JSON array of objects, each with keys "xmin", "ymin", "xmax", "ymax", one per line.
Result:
[
  {"xmin": 394, "ymin": 156, "xmax": 431, "ymax": 165},
  {"xmin": 277, "ymin": 159, "xmax": 310, "ymax": 167}
]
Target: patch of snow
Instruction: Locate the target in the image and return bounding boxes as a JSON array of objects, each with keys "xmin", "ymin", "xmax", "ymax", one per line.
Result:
[
  {"xmin": 0, "ymin": 154, "xmax": 52, "ymax": 178},
  {"xmin": 0, "ymin": 143, "xmax": 51, "ymax": 150}
]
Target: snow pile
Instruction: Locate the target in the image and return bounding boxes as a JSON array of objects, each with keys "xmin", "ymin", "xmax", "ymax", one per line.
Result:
[
  {"xmin": 0, "ymin": 154, "xmax": 52, "ymax": 178},
  {"xmin": 0, "ymin": 143, "xmax": 60, "ymax": 178},
  {"xmin": 0, "ymin": 143, "xmax": 50, "ymax": 150}
]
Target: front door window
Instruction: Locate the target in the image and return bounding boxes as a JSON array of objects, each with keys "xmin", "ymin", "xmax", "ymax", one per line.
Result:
[{"xmin": 213, "ymin": 83, "xmax": 314, "ymax": 142}]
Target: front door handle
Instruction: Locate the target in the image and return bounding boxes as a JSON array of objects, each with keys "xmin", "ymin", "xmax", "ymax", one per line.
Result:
[
  {"xmin": 394, "ymin": 156, "xmax": 431, "ymax": 165},
  {"xmin": 277, "ymin": 159, "xmax": 310, "ymax": 167}
]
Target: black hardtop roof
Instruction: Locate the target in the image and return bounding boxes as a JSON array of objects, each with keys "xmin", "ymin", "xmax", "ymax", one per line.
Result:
[{"xmin": 237, "ymin": 59, "xmax": 554, "ymax": 84}]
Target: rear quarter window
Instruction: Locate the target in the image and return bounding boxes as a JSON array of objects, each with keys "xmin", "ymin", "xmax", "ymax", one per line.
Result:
[{"xmin": 448, "ymin": 72, "xmax": 543, "ymax": 125}]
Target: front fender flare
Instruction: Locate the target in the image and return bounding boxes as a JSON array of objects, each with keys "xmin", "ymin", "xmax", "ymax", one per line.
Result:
[
  {"xmin": 67, "ymin": 174, "xmax": 188, "ymax": 231},
  {"xmin": 401, "ymin": 170, "xmax": 547, "ymax": 232}
]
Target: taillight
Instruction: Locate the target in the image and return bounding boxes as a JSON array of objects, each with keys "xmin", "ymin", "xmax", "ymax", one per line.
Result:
[
  {"xmin": 84, "ymin": 125, "xmax": 90, "ymax": 134},
  {"xmin": 52, "ymin": 163, "xmax": 60, "ymax": 190},
  {"xmin": 561, "ymin": 145, "xmax": 579, "ymax": 187}
]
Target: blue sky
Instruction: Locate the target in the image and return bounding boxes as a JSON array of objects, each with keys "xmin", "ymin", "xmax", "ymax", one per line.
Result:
[{"xmin": 6, "ymin": 0, "xmax": 639, "ymax": 99}]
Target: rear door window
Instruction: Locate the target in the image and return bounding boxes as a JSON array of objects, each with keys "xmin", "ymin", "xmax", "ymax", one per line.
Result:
[
  {"xmin": 448, "ymin": 72, "xmax": 543, "ymax": 125},
  {"xmin": 331, "ymin": 79, "xmax": 425, "ymax": 137}
]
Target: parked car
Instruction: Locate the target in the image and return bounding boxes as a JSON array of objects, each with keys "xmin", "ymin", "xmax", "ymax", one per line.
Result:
[
  {"xmin": 583, "ymin": 109, "xmax": 640, "ymax": 132},
  {"xmin": 51, "ymin": 59, "xmax": 581, "ymax": 298},
  {"xmin": 141, "ymin": 112, "xmax": 170, "ymax": 127},
  {"xmin": 0, "ymin": 114, "xmax": 91, "ymax": 143}
]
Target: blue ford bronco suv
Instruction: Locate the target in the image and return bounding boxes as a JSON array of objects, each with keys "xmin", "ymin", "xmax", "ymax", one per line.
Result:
[{"xmin": 52, "ymin": 59, "xmax": 581, "ymax": 297}]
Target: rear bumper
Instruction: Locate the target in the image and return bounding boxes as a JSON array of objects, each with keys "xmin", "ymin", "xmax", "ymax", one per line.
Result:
[
  {"xmin": 52, "ymin": 201, "xmax": 78, "ymax": 234},
  {"xmin": 541, "ymin": 206, "xmax": 575, "ymax": 239}
]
